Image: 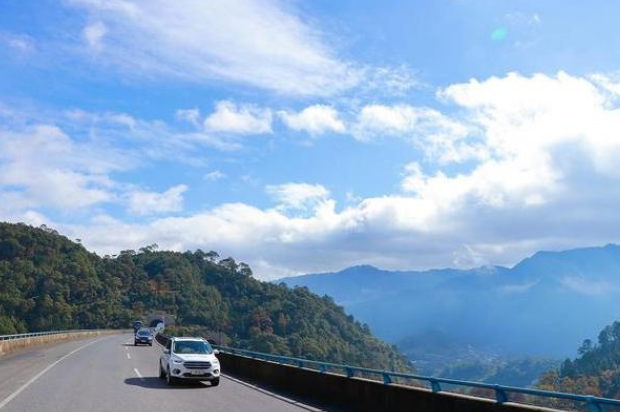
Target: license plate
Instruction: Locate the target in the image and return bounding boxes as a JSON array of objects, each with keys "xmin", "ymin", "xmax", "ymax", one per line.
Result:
[{"xmin": 190, "ymin": 370, "xmax": 207, "ymax": 375}]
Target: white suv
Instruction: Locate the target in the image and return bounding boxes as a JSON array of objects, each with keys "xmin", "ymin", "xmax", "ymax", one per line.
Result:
[{"xmin": 159, "ymin": 337, "xmax": 221, "ymax": 386}]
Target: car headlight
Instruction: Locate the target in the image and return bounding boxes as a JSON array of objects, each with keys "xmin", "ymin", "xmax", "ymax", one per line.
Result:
[{"xmin": 172, "ymin": 356, "xmax": 184, "ymax": 363}]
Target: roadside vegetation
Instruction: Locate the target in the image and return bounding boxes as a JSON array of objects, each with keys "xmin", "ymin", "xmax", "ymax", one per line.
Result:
[{"xmin": 537, "ymin": 320, "xmax": 620, "ymax": 403}]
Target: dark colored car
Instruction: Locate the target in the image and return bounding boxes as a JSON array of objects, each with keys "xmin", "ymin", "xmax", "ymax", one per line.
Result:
[{"xmin": 134, "ymin": 328, "xmax": 153, "ymax": 346}]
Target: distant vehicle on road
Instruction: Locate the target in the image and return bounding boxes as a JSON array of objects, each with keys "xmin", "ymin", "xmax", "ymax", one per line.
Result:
[
  {"xmin": 132, "ymin": 320, "xmax": 143, "ymax": 334},
  {"xmin": 134, "ymin": 328, "xmax": 153, "ymax": 346},
  {"xmin": 149, "ymin": 318, "xmax": 165, "ymax": 334},
  {"xmin": 159, "ymin": 337, "xmax": 220, "ymax": 386}
]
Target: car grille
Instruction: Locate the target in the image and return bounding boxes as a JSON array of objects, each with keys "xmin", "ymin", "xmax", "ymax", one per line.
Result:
[
  {"xmin": 184, "ymin": 361, "xmax": 212, "ymax": 369},
  {"xmin": 182, "ymin": 372, "xmax": 212, "ymax": 377}
]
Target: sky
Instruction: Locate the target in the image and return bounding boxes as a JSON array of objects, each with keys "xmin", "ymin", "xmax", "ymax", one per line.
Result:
[{"xmin": 3, "ymin": 0, "xmax": 620, "ymax": 279}]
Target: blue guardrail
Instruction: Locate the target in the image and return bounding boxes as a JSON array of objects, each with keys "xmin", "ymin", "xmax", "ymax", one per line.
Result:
[
  {"xmin": 214, "ymin": 345, "xmax": 620, "ymax": 412},
  {"xmin": 0, "ymin": 330, "xmax": 92, "ymax": 341}
]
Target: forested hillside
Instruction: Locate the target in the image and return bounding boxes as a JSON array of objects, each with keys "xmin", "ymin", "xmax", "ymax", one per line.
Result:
[
  {"xmin": 537, "ymin": 320, "xmax": 620, "ymax": 401},
  {"xmin": 0, "ymin": 222, "xmax": 410, "ymax": 371}
]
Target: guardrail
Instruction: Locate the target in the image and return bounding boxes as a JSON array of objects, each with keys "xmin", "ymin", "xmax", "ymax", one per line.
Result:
[
  {"xmin": 154, "ymin": 333, "xmax": 169, "ymax": 346},
  {"xmin": 214, "ymin": 345, "xmax": 620, "ymax": 412},
  {"xmin": 0, "ymin": 330, "xmax": 92, "ymax": 341}
]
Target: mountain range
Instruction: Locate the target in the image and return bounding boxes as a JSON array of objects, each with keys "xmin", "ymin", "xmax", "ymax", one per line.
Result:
[{"xmin": 279, "ymin": 245, "xmax": 620, "ymax": 361}]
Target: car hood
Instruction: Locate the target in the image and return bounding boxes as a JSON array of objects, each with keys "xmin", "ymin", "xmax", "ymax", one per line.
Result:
[{"xmin": 174, "ymin": 354, "xmax": 218, "ymax": 362}]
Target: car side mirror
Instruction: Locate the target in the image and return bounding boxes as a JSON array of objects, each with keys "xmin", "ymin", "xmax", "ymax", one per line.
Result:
[
  {"xmin": 213, "ymin": 349, "xmax": 220, "ymax": 355},
  {"xmin": 163, "ymin": 348, "xmax": 170, "ymax": 354}
]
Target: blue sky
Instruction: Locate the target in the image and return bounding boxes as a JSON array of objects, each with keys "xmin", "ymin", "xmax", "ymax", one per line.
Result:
[{"xmin": 3, "ymin": 0, "xmax": 620, "ymax": 279}]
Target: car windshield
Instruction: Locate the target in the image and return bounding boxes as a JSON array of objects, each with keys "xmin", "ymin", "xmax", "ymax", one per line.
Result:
[
  {"xmin": 138, "ymin": 330, "xmax": 151, "ymax": 336},
  {"xmin": 173, "ymin": 340, "xmax": 213, "ymax": 355}
]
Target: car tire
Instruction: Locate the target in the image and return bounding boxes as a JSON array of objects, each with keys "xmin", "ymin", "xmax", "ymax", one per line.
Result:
[
  {"xmin": 211, "ymin": 378, "xmax": 220, "ymax": 387},
  {"xmin": 149, "ymin": 343, "xmax": 153, "ymax": 346},
  {"xmin": 166, "ymin": 368, "xmax": 176, "ymax": 386},
  {"xmin": 159, "ymin": 363, "xmax": 166, "ymax": 379},
  {"xmin": 134, "ymin": 341, "xmax": 137, "ymax": 346}
]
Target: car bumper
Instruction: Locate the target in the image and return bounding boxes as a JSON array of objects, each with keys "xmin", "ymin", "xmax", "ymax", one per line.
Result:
[
  {"xmin": 135, "ymin": 338, "xmax": 153, "ymax": 344},
  {"xmin": 170, "ymin": 364, "xmax": 221, "ymax": 380}
]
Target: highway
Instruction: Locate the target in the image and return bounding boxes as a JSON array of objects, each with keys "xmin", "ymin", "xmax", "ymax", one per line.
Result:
[{"xmin": 0, "ymin": 334, "xmax": 326, "ymax": 412}]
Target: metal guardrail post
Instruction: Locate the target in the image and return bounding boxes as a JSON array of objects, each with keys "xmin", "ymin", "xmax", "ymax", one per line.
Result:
[
  {"xmin": 495, "ymin": 385, "xmax": 508, "ymax": 404},
  {"xmin": 345, "ymin": 367, "xmax": 354, "ymax": 378},
  {"xmin": 429, "ymin": 378, "xmax": 441, "ymax": 393},
  {"xmin": 587, "ymin": 397, "xmax": 603, "ymax": 412},
  {"xmin": 382, "ymin": 373, "xmax": 392, "ymax": 385}
]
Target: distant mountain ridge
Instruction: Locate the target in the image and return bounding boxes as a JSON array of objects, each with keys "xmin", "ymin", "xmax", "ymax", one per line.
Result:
[{"xmin": 279, "ymin": 244, "xmax": 620, "ymax": 359}]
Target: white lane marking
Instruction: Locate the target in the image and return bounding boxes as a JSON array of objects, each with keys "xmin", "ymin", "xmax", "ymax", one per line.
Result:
[
  {"xmin": 126, "ymin": 353, "xmax": 131, "ymax": 359},
  {"xmin": 0, "ymin": 338, "xmax": 103, "ymax": 410},
  {"xmin": 133, "ymin": 368, "xmax": 144, "ymax": 381}
]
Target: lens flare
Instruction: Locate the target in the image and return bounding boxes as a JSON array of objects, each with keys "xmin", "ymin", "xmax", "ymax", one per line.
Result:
[{"xmin": 491, "ymin": 27, "xmax": 508, "ymax": 41}]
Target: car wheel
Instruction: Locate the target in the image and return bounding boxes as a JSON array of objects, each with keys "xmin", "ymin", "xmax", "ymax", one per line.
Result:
[
  {"xmin": 166, "ymin": 368, "xmax": 176, "ymax": 386},
  {"xmin": 211, "ymin": 378, "xmax": 220, "ymax": 387},
  {"xmin": 134, "ymin": 341, "xmax": 137, "ymax": 346},
  {"xmin": 159, "ymin": 363, "xmax": 166, "ymax": 379},
  {"xmin": 149, "ymin": 343, "xmax": 153, "ymax": 346}
]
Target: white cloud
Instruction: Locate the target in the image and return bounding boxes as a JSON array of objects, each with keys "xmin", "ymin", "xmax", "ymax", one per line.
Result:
[
  {"xmin": 127, "ymin": 184, "xmax": 188, "ymax": 216},
  {"xmin": 175, "ymin": 108, "xmax": 201, "ymax": 127},
  {"xmin": 505, "ymin": 12, "xmax": 543, "ymax": 27},
  {"xmin": 266, "ymin": 183, "xmax": 330, "ymax": 211},
  {"xmin": 279, "ymin": 105, "xmax": 345, "ymax": 135},
  {"xmin": 500, "ymin": 280, "xmax": 539, "ymax": 295},
  {"xmin": 65, "ymin": 108, "xmax": 242, "ymax": 157},
  {"xmin": 83, "ymin": 21, "xmax": 107, "ymax": 50},
  {"xmin": 0, "ymin": 124, "xmax": 124, "ymax": 212},
  {"xmin": 64, "ymin": 0, "xmax": 369, "ymax": 96},
  {"xmin": 1, "ymin": 33, "xmax": 35, "ymax": 53},
  {"xmin": 66, "ymin": 0, "xmax": 139, "ymax": 16},
  {"xmin": 388, "ymin": 72, "xmax": 620, "ymax": 221},
  {"xmin": 204, "ymin": 171, "xmax": 226, "ymax": 181},
  {"xmin": 204, "ymin": 101, "xmax": 272, "ymax": 135},
  {"xmin": 560, "ymin": 277, "xmax": 618, "ymax": 296},
  {"xmin": 356, "ymin": 104, "xmax": 420, "ymax": 135},
  {"xmin": 345, "ymin": 191, "xmax": 361, "ymax": 204},
  {"xmin": 354, "ymin": 104, "xmax": 477, "ymax": 163},
  {"xmin": 0, "ymin": 105, "xmax": 229, "ymax": 216},
  {"xmin": 452, "ymin": 244, "xmax": 487, "ymax": 268},
  {"xmin": 355, "ymin": 104, "xmax": 465, "ymax": 139},
  {"xmin": 440, "ymin": 71, "xmax": 620, "ymax": 173}
]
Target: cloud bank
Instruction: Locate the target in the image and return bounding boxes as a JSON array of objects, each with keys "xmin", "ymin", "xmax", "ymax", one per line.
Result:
[{"xmin": 5, "ymin": 72, "xmax": 620, "ymax": 280}]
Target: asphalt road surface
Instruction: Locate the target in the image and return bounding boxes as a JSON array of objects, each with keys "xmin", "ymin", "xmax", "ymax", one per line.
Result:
[{"xmin": 0, "ymin": 334, "xmax": 326, "ymax": 412}]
